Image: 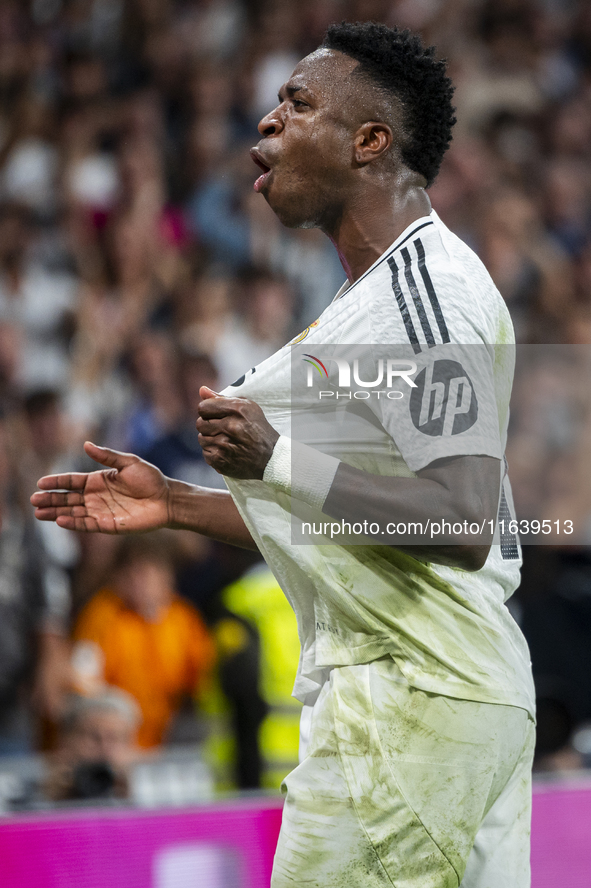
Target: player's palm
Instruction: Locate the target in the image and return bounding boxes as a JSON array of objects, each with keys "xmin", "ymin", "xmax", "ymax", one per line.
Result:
[{"xmin": 31, "ymin": 442, "xmax": 171, "ymax": 534}]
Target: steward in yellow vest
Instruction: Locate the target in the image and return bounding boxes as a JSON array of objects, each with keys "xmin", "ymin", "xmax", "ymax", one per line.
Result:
[{"xmin": 203, "ymin": 564, "xmax": 301, "ymax": 791}]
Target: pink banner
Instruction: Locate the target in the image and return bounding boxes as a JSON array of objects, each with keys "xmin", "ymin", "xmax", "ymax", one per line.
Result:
[
  {"xmin": 0, "ymin": 798, "xmax": 283, "ymax": 888},
  {"xmin": 0, "ymin": 781, "xmax": 589, "ymax": 887},
  {"xmin": 531, "ymin": 780, "xmax": 591, "ymax": 887}
]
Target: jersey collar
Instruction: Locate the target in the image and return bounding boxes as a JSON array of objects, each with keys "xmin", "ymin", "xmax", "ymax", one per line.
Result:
[{"xmin": 332, "ymin": 212, "xmax": 436, "ymax": 302}]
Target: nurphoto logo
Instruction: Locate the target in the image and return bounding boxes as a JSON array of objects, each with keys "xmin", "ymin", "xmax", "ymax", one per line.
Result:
[{"xmin": 302, "ymin": 354, "xmax": 418, "ymax": 401}]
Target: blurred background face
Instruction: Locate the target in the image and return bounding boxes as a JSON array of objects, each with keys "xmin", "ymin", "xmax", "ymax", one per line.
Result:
[
  {"xmin": 64, "ymin": 708, "xmax": 137, "ymax": 769},
  {"xmin": 24, "ymin": 391, "xmax": 67, "ymax": 461},
  {"xmin": 249, "ymin": 276, "xmax": 293, "ymax": 340},
  {"xmin": 181, "ymin": 354, "xmax": 219, "ymax": 415},
  {"xmin": 0, "ymin": 208, "xmax": 30, "ymax": 270},
  {"xmin": 114, "ymin": 557, "xmax": 174, "ymax": 621},
  {"xmin": 130, "ymin": 332, "xmax": 178, "ymax": 392}
]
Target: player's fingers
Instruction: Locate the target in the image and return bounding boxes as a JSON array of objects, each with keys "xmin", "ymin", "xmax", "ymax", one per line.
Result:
[
  {"xmin": 30, "ymin": 490, "xmax": 85, "ymax": 507},
  {"xmin": 198, "ymin": 397, "xmax": 243, "ymax": 420},
  {"xmin": 198, "ymin": 386, "xmax": 223, "ymax": 399},
  {"xmin": 35, "ymin": 472, "xmax": 92, "ymax": 491},
  {"xmin": 83, "ymin": 441, "xmax": 138, "ymax": 470},
  {"xmin": 36, "ymin": 444, "xmax": 140, "ymax": 490},
  {"xmin": 33, "ymin": 508, "xmax": 60, "ymax": 521},
  {"xmin": 51, "ymin": 515, "xmax": 76, "ymax": 530},
  {"xmin": 34, "ymin": 503, "xmax": 89, "ymax": 519},
  {"xmin": 198, "ymin": 433, "xmax": 233, "ymax": 449},
  {"xmin": 200, "ymin": 441, "xmax": 234, "ymax": 469},
  {"xmin": 195, "ymin": 417, "xmax": 232, "ymax": 436},
  {"xmin": 55, "ymin": 514, "xmax": 105, "ymax": 532}
]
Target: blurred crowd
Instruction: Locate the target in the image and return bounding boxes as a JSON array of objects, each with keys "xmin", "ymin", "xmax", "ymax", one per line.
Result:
[{"xmin": 0, "ymin": 0, "xmax": 591, "ymax": 808}]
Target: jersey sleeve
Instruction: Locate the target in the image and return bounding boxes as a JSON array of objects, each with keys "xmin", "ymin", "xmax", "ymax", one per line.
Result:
[
  {"xmin": 369, "ymin": 342, "xmax": 503, "ymax": 472},
  {"xmin": 359, "ymin": 231, "xmax": 506, "ymax": 472}
]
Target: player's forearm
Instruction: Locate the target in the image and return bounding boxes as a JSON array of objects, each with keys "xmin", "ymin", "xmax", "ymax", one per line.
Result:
[
  {"xmin": 262, "ymin": 438, "xmax": 497, "ymax": 570},
  {"xmin": 325, "ymin": 465, "xmax": 470, "ymax": 527},
  {"xmin": 166, "ymin": 479, "xmax": 258, "ymax": 550},
  {"xmin": 323, "ymin": 461, "xmax": 495, "ymax": 571}
]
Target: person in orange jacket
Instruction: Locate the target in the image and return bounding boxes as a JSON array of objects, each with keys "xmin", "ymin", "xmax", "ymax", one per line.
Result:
[{"xmin": 73, "ymin": 535, "xmax": 215, "ymax": 748}]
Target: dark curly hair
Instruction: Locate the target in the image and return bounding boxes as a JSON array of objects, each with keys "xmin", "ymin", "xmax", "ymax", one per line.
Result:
[{"xmin": 322, "ymin": 22, "xmax": 456, "ymax": 187}]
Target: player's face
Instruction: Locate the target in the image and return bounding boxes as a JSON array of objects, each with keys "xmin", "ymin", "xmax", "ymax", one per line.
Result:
[{"xmin": 251, "ymin": 49, "xmax": 360, "ymax": 230}]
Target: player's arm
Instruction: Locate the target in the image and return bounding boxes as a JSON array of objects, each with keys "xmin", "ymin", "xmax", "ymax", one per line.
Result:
[
  {"xmin": 30, "ymin": 441, "xmax": 258, "ymax": 550},
  {"xmin": 323, "ymin": 455, "xmax": 499, "ymax": 571},
  {"xmin": 196, "ymin": 389, "xmax": 498, "ymax": 571}
]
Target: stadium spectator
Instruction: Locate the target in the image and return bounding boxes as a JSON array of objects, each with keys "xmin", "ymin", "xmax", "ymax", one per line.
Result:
[
  {"xmin": 204, "ymin": 564, "xmax": 302, "ymax": 791},
  {"xmin": 0, "ymin": 204, "xmax": 78, "ymax": 391},
  {"xmin": 0, "ymin": 411, "xmax": 71, "ymax": 753},
  {"xmin": 20, "ymin": 388, "xmax": 82, "ymax": 573},
  {"xmin": 120, "ymin": 331, "xmax": 184, "ymax": 456},
  {"xmin": 72, "ymin": 534, "xmax": 215, "ymax": 748},
  {"xmin": 44, "ymin": 688, "xmax": 141, "ymax": 802},
  {"xmin": 144, "ymin": 350, "xmax": 226, "ymax": 487}
]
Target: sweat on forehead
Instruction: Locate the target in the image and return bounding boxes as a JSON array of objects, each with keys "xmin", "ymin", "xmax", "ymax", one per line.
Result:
[
  {"xmin": 287, "ymin": 49, "xmax": 398, "ymax": 127},
  {"xmin": 286, "ymin": 49, "xmax": 357, "ymax": 96}
]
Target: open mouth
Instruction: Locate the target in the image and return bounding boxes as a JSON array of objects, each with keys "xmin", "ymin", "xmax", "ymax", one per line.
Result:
[{"xmin": 250, "ymin": 149, "xmax": 272, "ymax": 193}]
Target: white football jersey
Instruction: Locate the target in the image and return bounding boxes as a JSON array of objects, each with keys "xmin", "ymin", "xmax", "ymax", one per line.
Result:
[{"xmin": 221, "ymin": 211, "xmax": 535, "ymax": 717}]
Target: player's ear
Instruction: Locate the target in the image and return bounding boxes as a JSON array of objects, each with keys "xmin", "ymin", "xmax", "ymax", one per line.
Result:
[{"xmin": 353, "ymin": 122, "xmax": 393, "ymax": 166}]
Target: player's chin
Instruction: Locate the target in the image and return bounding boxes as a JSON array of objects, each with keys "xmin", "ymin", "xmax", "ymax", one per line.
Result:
[{"xmin": 265, "ymin": 190, "xmax": 318, "ymax": 230}]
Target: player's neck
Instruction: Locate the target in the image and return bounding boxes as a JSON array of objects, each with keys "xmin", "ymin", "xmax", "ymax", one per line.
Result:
[{"xmin": 325, "ymin": 176, "xmax": 432, "ymax": 283}]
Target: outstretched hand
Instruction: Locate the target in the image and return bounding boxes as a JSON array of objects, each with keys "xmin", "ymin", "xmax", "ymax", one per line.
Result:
[
  {"xmin": 30, "ymin": 442, "xmax": 172, "ymax": 533},
  {"xmin": 197, "ymin": 387, "xmax": 279, "ymax": 479}
]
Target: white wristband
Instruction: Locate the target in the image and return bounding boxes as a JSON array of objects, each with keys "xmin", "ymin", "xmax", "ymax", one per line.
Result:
[{"xmin": 263, "ymin": 436, "xmax": 340, "ymax": 511}]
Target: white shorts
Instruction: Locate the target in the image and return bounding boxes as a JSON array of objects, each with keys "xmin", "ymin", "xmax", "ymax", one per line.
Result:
[{"xmin": 271, "ymin": 658, "xmax": 535, "ymax": 888}]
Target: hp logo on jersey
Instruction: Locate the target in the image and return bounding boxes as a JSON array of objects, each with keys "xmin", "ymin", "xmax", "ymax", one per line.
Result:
[{"xmin": 410, "ymin": 360, "xmax": 478, "ymax": 436}]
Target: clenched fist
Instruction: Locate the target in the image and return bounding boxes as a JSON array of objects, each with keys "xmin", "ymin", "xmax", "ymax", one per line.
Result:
[{"xmin": 197, "ymin": 386, "xmax": 279, "ymax": 480}]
